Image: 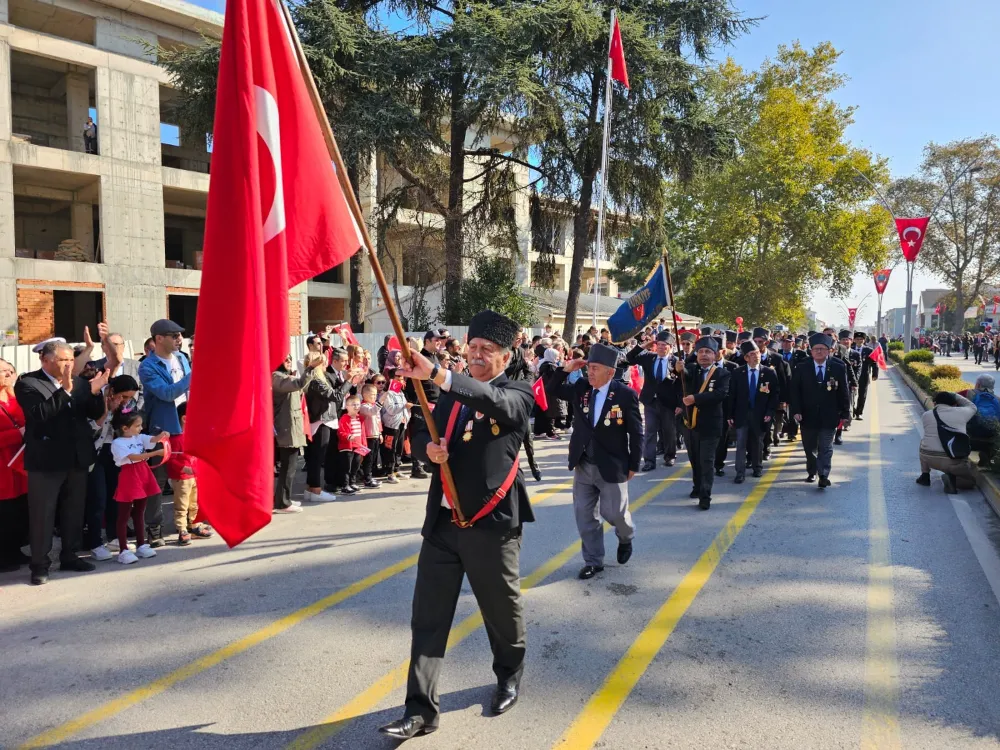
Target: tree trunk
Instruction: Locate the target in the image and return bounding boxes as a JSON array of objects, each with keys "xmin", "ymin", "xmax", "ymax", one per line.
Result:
[
  {"xmin": 347, "ymin": 160, "xmax": 369, "ymax": 331},
  {"xmin": 443, "ymin": 60, "xmax": 468, "ymax": 325},
  {"xmin": 954, "ymin": 286, "xmax": 965, "ymax": 335},
  {"xmin": 562, "ymin": 75, "xmax": 603, "ymax": 339}
]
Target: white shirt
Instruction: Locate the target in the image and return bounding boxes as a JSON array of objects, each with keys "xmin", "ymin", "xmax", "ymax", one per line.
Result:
[
  {"xmin": 157, "ymin": 353, "xmax": 187, "ymax": 406},
  {"xmin": 111, "ymin": 434, "xmax": 158, "ymax": 467},
  {"xmin": 43, "ymin": 370, "xmax": 63, "ymax": 390},
  {"xmin": 591, "ymin": 380, "xmax": 612, "ymax": 427}
]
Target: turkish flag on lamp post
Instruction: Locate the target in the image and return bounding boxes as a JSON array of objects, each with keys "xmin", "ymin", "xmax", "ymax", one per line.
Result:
[
  {"xmin": 873, "ymin": 268, "xmax": 891, "ymax": 295},
  {"xmin": 184, "ymin": 0, "xmax": 362, "ymax": 547},
  {"xmin": 609, "ymin": 15, "xmax": 629, "ymax": 89},
  {"xmin": 847, "ymin": 308, "xmax": 858, "ymax": 330},
  {"xmin": 895, "ymin": 217, "xmax": 930, "ymax": 263}
]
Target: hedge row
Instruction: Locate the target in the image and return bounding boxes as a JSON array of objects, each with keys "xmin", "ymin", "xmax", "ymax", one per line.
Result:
[
  {"xmin": 888, "ymin": 341, "xmax": 904, "ymax": 351},
  {"xmin": 889, "ymin": 350, "xmax": 974, "ymax": 395}
]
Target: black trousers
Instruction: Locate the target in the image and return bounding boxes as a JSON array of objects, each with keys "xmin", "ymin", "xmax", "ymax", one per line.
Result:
[
  {"xmin": 686, "ymin": 431, "xmax": 720, "ymax": 500},
  {"xmin": 274, "ymin": 447, "xmax": 301, "ymax": 509},
  {"xmin": 855, "ymin": 379, "xmax": 870, "ymax": 417},
  {"xmin": 84, "ymin": 444, "xmax": 119, "ymax": 549},
  {"xmin": 28, "ymin": 468, "xmax": 88, "ymax": 571},
  {"xmin": 801, "ymin": 427, "xmax": 835, "ymax": 478},
  {"xmin": 361, "ymin": 438, "xmax": 380, "ymax": 481},
  {"xmin": 381, "ymin": 425, "xmax": 406, "ymax": 475},
  {"xmin": 305, "ymin": 424, "xmax": 331, "ymax": 488},
  {"xmin": 0, "ymin": 494, "xmax": 28, "ymax": 563},
  {"xmin": 338, "ymin": 451, "xmax": 362, "ymax": 487},
  {"xmin": 714, "ymin": 423, "xmax": 729, "ymax": 470},
  {"xmin": 405, "ymin": 513, "xmax": 525, "ymax": 726}
]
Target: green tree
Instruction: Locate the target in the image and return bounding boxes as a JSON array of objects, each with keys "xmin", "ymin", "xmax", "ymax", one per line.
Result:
[
  {"xmin": 452, "ymin": 253, "xmax": 538, "ymax": 326},
  {"xmin": 670, "ymin": 43, "xmax": 891, "ymax": 325},
  {"xmin": 529, "ymin": 1, "xmax": 754, "ymax": 337},
  {"xmin": 888, "ymin": 137, "xmax": 1000, "ymax": 335}
]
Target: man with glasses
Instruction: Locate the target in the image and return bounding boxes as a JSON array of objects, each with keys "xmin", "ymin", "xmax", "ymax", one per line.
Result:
[
  {"xmin": 138, "ymin": 319, "xmax": 191, "ymax": 546},
  {"xmin": 90, "ymin": 330, "xmax": 143, "ymax": 410}
]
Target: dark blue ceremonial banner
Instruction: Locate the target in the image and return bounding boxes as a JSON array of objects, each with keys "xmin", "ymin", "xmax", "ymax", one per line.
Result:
[{"xmin": 608, "ymin": 261, "xmax": 672, "ymax": 343}]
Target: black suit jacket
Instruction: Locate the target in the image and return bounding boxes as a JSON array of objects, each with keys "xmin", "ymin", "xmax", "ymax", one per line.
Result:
[
  {"xmin": 681, "ymin": 364, "xmax": 731, "ymax": 438},
  {"xmin": 760, "ymin": 351, "xmax": 791, "ymax": 402},
  {"xmin": 553, "ymin": 371, "xmax": 642, "ymax": 483},
  {"xmin": 729, "ymin": 365, "xmax": 780, "ymax": 431},
  {"xmin": 413, "ymin": 372, "xmax": 534, "ymax": 537},
  {"xmin": 625, "ymin": 346, "xmax": 679, "ymax": 407},
  {"xmin": 789, "ymin": 358, "xmax": 852, "ymax": 429},
  {"xmin": 404, "ymin": 348, "xmax": 441, "ymax": 424},
  {"xmin": 15, "ymin": 369, "xmax": 105, "ymax": 472}
]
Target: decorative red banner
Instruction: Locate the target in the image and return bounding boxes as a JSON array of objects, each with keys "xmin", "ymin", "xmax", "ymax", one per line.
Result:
[
  {"xmin": 895, "ymin": 217, "xmax": 930, "ymax": 263},
  {"xmin": 873, "ymin": 268, "xmax": 891, "ymax": 295},
  {"xmin": 847, "ymin": 308, "xmax": 858, "ymax": 330}
]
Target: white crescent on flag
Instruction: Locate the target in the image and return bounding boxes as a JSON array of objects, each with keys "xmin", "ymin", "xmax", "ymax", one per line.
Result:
[
  {"xmin": 902, "ymin": 226, "xmax": 922, "ymax": 240},
  {"xmin": 255, "ymin": 85, "xmax": 285, "ymax": 244}
]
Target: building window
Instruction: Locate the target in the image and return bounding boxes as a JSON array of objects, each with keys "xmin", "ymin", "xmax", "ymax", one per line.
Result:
[
  {"xmin": 11, "ymin": 51, "xmax": 96, "ymax": 153},
  {"xmin": 53, "ymin": 290, "xmax": 103, "ymax": 342},
  {"xmin": 14, "ymin": 166, "xmax": 101, "ymax": 263},
  {"xmin": 168, "ymin": 295, "xmax": 198, "ymax": 334}
]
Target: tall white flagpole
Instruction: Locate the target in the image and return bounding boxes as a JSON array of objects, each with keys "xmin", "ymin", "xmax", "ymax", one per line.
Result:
[{"xmin": 593, "ymin": 9, "xmax": 616, "ymax": 328}]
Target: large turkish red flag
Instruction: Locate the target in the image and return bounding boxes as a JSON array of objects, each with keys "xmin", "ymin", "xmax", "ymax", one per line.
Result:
[
  {"xmin": 185, "ymin": 0, "xmax": 362, "ymax": 546},
  {"xmin": 895, "ymin": 217, "xmax": 930, "ymax": 263},
  {"xmin": 609, "ymin": 16, "xmax": 629, "ymax": 89}
]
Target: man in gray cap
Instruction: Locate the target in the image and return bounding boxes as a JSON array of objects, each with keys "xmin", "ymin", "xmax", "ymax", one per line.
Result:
[
  {"xmin": 789, "ymin": 332, "xmax": 851, "ymax": 487},
  {"xmin": 553, "ymin": 342, "xmax": 641, "ymax": 579},
  {"xmin": 626, "ymin": 330, "xmax": 680, "ymax": 471},
  {"xmin": 676, "ymin": 336, "xmax": 731, "ymax": 509}
]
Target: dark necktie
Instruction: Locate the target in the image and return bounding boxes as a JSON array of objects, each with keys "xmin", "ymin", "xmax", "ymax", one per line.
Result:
[
  {"xmin": 656, "ymin": 358, "xmax": 664, "ymax": 382},
  {"xmin": 590, "ymin": 388, "xmax": 600, "ymax": 427},
  {"xmin": 817, "ymin": 366, "xmax": 824, "ymax": 384},
  {"xmin": 749, "ymin": 369, "xmax": 757, "ymax": 408}
]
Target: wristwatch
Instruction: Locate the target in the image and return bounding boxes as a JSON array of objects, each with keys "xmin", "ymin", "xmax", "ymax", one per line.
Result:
[{"xmin": 429, "ymin": 363, "xmax": 441, "ymax": 384}]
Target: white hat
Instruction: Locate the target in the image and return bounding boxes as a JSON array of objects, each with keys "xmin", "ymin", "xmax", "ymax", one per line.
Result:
[{"xmin": 32, "ymin": 337, "xmax": 67, "ymax": 353}]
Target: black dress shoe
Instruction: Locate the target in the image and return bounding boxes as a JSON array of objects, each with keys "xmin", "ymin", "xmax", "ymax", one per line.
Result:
[
  {"xmin": 578, "ymin": 565, "xmax": 604, "ymax": 580},
  {"xmin": 664, "ymin": 458, "xmax": 675, "ymax": 467},
  {"xmin": 818, "ymin": 476, "xmax": 831, "ymax": 488},
  {"xmin": 491, "ymin": 682, "xmax": 519, "ymax": 715},
  {"xmin": 805, "ymin": 474, "xmax": 816, "ymax": 483},
  {"xmin": 411, "ymin": 468, "xmax": 429, "ymax": 479},
  {"xmin": 689, "ymin": 488, "xmax": 699, "ymax": 499},
  {"xmin": 378, "ymin": 716, "xmax": 437, "ymax": 739},
  {"xmin": 59, "ymin": 557, "xmax": 96, "ymax": 573},
  {"xmin": 915, "ymin": 472, "xmax": 931, "ymax": 486},
  {"xmin": 641, "ymin": 461, "xmax": 656, "ymax": 472},
  {"xmin": 698, "ymin": 497, "xmax": 711, "ymax": 510},
  {"xmin": 617, "ymin": 541, "xmax": 633, "ymax": 565},
  {"xmin": 734, "ymin": 474, "xmax": 745, "ymax": 484},
  {"xmin": 854, "ymin": 414, "xmax": 863, "ymax": 421},
  {"xmin": 30, "ymin": 569, "xmax": 49, "ymax": 585},
  {"xmin": 752, "ymin": 468, "xmax": 762, "ymax": 478},
  {"xmin": 714, "ymin": 468, "xmax": 724, "ymax": 476},
  {"xmin": 834, "ymin": 436, "xmax": 844, "ymax": 445}
]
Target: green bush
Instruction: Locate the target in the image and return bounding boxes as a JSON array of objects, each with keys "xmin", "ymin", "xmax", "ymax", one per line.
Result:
[
  {"xmin": 904, "ymin": 349, "xmax": 934, "ymax": 364},
  {"xmin": 931, "ymin": 377, "xmax": 972, "ymax": 395},
  {"xmin": 907, "ymin": 363, "xmax": 932, "ymax": 391},
  {"xmin": 930, "ymin": 364, "xmax": 963, "ymax": 379},
  {"xmin": 888, "ymin": 341, "xmax": 904, "ymax": 351}
]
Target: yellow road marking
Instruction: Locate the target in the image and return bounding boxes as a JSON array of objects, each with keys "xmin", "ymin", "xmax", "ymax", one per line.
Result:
[
  {"xmin": 860, "ymin": 394, "xmax": 901, "ymax": 749},
  {"xmin": 285, "ymin": 469, "xmax": 690, "ymax": 750},
  {"xmin": 16, "ymin": 480, "xmax": 574, "ymax": 750},
  {"xmin": 552, "ymin": 447, "xmax": 792, "ymax": 750}
]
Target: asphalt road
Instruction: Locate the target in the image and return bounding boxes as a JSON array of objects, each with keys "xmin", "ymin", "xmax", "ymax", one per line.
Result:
[{"xmin": 4, "ymin": 366, "xmax": 1000, "ymax": 750}]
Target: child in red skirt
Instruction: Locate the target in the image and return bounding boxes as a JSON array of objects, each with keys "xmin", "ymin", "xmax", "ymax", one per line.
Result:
[{"xmin": 111, "ymin": 412, "xmax": 168, "ymax": 565}]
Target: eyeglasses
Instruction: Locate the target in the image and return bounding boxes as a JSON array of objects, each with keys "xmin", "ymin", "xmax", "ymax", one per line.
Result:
[{"xmin": 374, "ymin": 379, "xmax": 386, "ymax": 385}]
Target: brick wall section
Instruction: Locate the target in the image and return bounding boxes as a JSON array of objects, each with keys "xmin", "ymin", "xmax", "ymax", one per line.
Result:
[
  {"xmin": 289, "ymin": 295, "xmax": 302, "ymax": 335},
  {"xmin": 16, "ymin": 287, "xmax": 55, "ymax": 344},
  {"xmin": 308, "ymin": 297, "xmax": 346, "ymax": 333}
]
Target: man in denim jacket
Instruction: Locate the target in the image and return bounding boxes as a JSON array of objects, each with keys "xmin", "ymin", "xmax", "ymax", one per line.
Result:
[{"xmin": 138, "ymin": 319, "xmax": 191, "ymax": 546}]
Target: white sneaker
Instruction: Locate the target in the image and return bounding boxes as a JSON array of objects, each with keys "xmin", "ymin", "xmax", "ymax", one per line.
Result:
[
  {"xmin": 290, "ymin": 499, "xmax": 303, "ymax": 507},
  {"xmin": 274, "ymin": 505, "xmax": 304, "ymax": 514},
  {"xmin": 135, "ymin": 544, "xmax": 157, "ymax": 559},
  {"xmin": 304, "ymin": 491, "xmax": 337, "ymax": 503},
  {"xmin": 118, "ymin": 550, "xmax": 138, "ymax": 565},
  {"xmin": 91, "ymin": 545, "xmax": 113, "ymax": 562}
]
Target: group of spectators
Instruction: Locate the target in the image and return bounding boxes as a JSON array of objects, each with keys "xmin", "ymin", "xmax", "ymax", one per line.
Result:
[{"xmin": 0, "ymin": 318, "xmax": 209, "ymax": 585}]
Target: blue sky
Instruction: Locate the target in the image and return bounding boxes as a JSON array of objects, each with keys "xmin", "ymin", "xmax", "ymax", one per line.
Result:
[{"xmin": 193, "ymin": 0, "xmax": 996, "ymax": 326}]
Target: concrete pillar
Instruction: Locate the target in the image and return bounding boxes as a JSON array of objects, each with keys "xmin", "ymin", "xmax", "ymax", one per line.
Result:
[
  {"xmin": 0, "ymin": 40, "xmax": 11, "ymax": 142},
  {"xmin": 65, "ymin": 73, "xmax": 90, "ymax": 153},
  {"xmin": 70, "ymin": 201, "xmax": 94, "ymax": 261}
]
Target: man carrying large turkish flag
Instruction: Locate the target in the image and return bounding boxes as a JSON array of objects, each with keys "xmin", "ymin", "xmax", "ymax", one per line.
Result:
[{"xmin": 185, "ymin": 0, "xmax": 362, "ymax": 546}]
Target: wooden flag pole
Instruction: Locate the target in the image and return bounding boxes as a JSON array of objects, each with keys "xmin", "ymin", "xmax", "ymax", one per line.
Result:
[
  {"xmin": 662, "ymin": 252, "xmax": 689, "ymax": 426},
  {"xmin": 277, "ymin": 0, "xmax": 464, "ymax": 520}
]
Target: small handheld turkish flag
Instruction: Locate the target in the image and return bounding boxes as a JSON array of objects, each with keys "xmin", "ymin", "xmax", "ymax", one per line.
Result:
[
  {"xmin": 333, "ymin": 322, "xmax": 359, "ymax": 346},
  {"xmin": 609, "ymin": 15, "xmax": 629, "ymax": 89},
  {"xmin": 895, "ymin": 217, "xmax": 930, "ymax": 263},
  {"xmin": 532, "ymin": 376, "xmax": 549, "ymax": 412},
  {"xmin": 869, "ymin": 345, "xmax": 887, "ymax": 371}
]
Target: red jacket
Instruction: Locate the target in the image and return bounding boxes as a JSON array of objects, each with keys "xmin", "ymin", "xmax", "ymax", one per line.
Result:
[
  {"xmin": 337, "ymin": 414, "xmax": 367, "ymax": 452},
  {"xmin": 165, "ymin": 431, "xmax": 197, "ymax": 481},
  {"xmin": 0, "ymin": 393, "xmax": 27, "ymax": 500}
]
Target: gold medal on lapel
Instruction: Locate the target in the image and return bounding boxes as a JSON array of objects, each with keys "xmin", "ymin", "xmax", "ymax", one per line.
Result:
[
  {"xmin": 491, "ymin": 424, "xmax": 500, "ymax": 436},
  {"xmin": 617, "ymin": 419, "xmax": 623, "ymax": 425},
  {"xmin": 604, "ymin": 418, "xmax": 611, "ymax": 426},
  {"xmin": 462, "ymin": 431, "xmax": 473, "ymax": 442}
]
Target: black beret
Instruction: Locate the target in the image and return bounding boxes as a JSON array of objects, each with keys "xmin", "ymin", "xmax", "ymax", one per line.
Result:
[
  {"xmin": 695, "ymin": 336, "xmax": 719, "ymax": 353},
  {"xmin": 739, "ymin": 341, "xmax": 757, "ymax": 355},
  {"xmin": 588, "ymin": 342, "xmax": 619, "ymax": 368},
  {"xmin": 752, "ymin": 327, "xmax": 769, "ymax": 340},
  {"xmin": 809, "ymin": 333, "xmax": 834, "ymax": 349},
  {"xmin": 468, "ymin": 310, "xmax": 519, "ymax": 349},
  {"xmin": 725, "ymin": 330, "xmax": 737, "ymax": 343}
]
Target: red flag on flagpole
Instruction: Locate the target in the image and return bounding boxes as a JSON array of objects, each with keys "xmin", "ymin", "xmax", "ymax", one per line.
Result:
[
  {"xmin": 531, "ymin": 376, "xmax": 549, "ymax": 412},
  {"xmin": 847, "ymin": 308, "xmax": 858, "ymax": 330},
  {"xmin": 895, "ymin": 217, "xmax": 930, "ymax": 263},
  {"xmin": 609, "ymin": 16, "xmax": 629, "ymax": 89},
  {"xmin": 185, "ymin": 0, "xmax": 362, "ymax": 547},
  {"xmin": 869, "ymin": 344, "xmax": 887, "ymax": 371}
]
